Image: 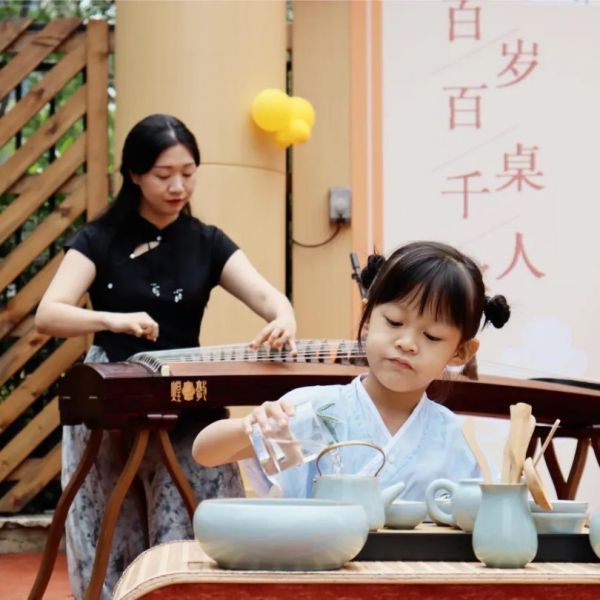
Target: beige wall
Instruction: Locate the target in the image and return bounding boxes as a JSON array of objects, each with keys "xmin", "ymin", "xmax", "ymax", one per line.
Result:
[
  {"xmin": 291, "ymin": 1, "xmax": 382, "ymax": 340},
  {"xmin": 115, "ymin": 0, "xmax": 287, "ymax": 345},
  {"xmin": 291, "ymin": 1, "xmax": 355, "ymax": 340}
]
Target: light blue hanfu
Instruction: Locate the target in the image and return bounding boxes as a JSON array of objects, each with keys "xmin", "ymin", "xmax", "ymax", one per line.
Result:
[{"xmin": 242, "ymin": 376, "xmax": 481, "ymax": 500}]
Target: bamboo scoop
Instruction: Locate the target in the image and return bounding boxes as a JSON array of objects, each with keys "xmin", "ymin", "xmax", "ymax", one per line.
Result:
[
  {"xmin": 523, "ymin": 456, "xmax": 553, "ymax": 511},
  {"xmin": 534, "ymin": 419, "xmax": 561, "ymax": 467},
  {"xmin": 462, "ymin": 418, "xmax": 493, "ymax": 483}
]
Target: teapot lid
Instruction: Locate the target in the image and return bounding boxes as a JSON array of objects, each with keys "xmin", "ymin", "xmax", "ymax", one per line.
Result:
[{"xmin": 315, "ymin": 440, "xmax": 386, "ymax": 477}]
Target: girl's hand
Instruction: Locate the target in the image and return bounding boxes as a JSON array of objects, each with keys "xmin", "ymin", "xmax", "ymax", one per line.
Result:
[
  {"xmin": 250, "ymin": 316, "xmax": 298, "ymax": 355},
  {"xmin": 241, "ymin": 399, "xmax": 296, "ymax": 435},
  {"xmin": 105, "ymin": 312, "xmax": 159, "ymax": 341}
]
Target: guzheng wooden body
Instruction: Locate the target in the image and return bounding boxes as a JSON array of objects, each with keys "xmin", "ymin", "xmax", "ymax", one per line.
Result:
[
  {"xmin": 59, "ymin": 340, "xmax": 368, "ymax": 428},
  {"xmin": 58, "ymin": 339, "xmax": 600, "ymax": 429}
]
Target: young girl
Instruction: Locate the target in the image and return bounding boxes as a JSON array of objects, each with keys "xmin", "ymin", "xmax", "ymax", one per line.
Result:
[{"xmin": 192, "ymin": 241, "xmax": 510, "ymax": 499}]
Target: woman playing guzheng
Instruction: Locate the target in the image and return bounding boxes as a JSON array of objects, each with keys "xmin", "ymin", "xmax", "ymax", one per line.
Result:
[
  {"xmin": 193, "ymin": 241, "xmax": 510, "ymax": 499},
  {"xmin": 35, "ymin": 113, "xmax": 296, "ymax": 600}
]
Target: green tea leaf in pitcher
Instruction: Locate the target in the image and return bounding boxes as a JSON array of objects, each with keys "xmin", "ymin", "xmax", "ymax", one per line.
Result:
[{"xmin": 316, "ymin": 404, "xmax": 341, "ymax": 443}]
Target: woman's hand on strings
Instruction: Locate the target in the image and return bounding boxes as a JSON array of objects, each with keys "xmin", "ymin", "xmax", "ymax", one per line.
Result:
[
  {"xmin": 241, "ymin": 399, "xmax": 296, "ymax": 435},
  {"xmin": 250, "ymin": 316, "xmax": 298, "ymax": 356},
  {"xmin": 106, "ymin": 312, "xmax": 159, "ymax": 341}
]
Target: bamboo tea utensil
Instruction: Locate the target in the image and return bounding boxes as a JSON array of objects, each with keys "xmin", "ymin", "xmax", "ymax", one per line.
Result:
[
  {"xmin": 505, "ymin": 403, "xmax": 533, "ymax": 484},
  {"xmin": 523, "ymin": 457, "xmax": 553, "ymax": 511},
  {"xmin": 534, "ymin": 419, "xmax": 561, "ymax": 467},
  {"xmin": 462, "ymin": 418, "xmax": 493, "ymax": 483},
  {"xmin": 501, "ymin": 406, "xmax": 518, "ymax": 483}
]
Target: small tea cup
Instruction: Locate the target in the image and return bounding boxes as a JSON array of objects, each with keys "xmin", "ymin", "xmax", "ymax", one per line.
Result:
[
  {"xmin": 532, "ymin": 512, "xmax": 587, "ymax": 534},
  {"xmin": 385, "ymin": 500, "xmax": 427, "ymax": 530}
]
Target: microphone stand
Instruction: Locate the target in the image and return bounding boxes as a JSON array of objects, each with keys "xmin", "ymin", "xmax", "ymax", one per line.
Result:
[{"xmin": 349, "ymin": 252, "xmax": 366, "ymax": 300}]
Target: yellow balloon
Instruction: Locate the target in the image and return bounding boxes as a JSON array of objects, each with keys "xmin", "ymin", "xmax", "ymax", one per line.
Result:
[
  {"xmin": 274, "ymin": 127, "xmax": 296, "ymax": 149},
  {"xmin": 288, "ymin": 119, "xmax": 311, "ymax": 144},
  {"xmin": 290, "ymin": 96, "xmax": 316, "ymax": 128},
  {"xmin": 251, "ymin": 89, "xmax": 292, "ymax": 133}
]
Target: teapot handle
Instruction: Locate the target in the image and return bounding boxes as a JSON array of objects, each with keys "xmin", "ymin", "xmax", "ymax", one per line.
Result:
[{"xmin": 315, "ymin": 440, "xmax": 386, "ymax": 477}]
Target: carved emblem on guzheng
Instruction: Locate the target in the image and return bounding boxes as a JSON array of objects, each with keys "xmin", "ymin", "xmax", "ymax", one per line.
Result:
[{"xmin": 170, "ymin": 380, "xmax": 208, "ymax": 402}]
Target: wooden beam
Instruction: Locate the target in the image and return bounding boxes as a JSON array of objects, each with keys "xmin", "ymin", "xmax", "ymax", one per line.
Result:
[
  {"xmin": 0, "ymin": 397, "xmax": 59, "ymax": 484},
  {"xmin": 0, "ymin": 18, "xmax": 81, "ymax": 100},
  {"xmin": 0, "ymin": 85, "xmax": 86, "ymax": 196},
  {"xmin": 0, "ymin": 185, "xmax": 86, "ymax": 291},
  {"xmin": 0, "ymin": 253, "xmax": 63, "ymax": 340},
  {"xmin": 0, "ymin": 336, "xmax": 87, "ymax": 435},
  {"xmin": 0, "ymin": 18, "xmax": 33, "ymax": 54},
  {"xmin": 6, "ymin": 172, "xmax": 85, "ymax": 195},
  {"xmin": 85, "ymin": 19, "xmax": 109, "ymax": 219},
  {"xmin": 0, "ymin": 132, "xmax": 87, "ymax": 244},
  {"xmin": 0, "ymin": 37, "xmax": 86, "ymax": 146},
  {"xmin": 0, "ymin": 443, "xmax": 61, "ymax": 512}
]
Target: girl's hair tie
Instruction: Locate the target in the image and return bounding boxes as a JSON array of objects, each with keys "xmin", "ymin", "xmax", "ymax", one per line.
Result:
[
  {"xmin": 483, "ymin": 294, "xmax": 511, "ymax": 329},
  {"xmin": 360, "ymin": 253, "xmax": 386, "ymax": 291}
]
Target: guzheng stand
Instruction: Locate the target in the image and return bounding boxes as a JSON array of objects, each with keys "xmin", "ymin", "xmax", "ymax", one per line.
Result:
[{"xmin": 28, "ymin": 417, "xmax": 199, "ymax": 600}]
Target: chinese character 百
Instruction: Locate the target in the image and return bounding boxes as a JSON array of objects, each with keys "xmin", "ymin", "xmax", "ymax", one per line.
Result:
[
  {"xmin": 444, "ymin": 85, "xmax": 487, "ymax": 130},
  {"xmin": 448, "ymin": 0, "xmax": 481, "ymax": 42}
]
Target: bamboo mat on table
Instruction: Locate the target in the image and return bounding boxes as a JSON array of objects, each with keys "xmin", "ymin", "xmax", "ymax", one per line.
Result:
[{"xmin": 113, "ymin": 540, "xmax": 600, "ymax": 600}]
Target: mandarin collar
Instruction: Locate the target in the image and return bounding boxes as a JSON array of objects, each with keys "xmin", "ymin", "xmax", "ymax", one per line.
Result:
[{"xmin": 131, "ymin": 211, "xmax": 187, "ymax": 240}]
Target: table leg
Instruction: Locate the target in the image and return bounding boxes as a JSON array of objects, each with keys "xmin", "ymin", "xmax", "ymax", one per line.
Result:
[
  {"xmin": 84, "ymin": 428, "xmax": 150, "ymax": 600},
  {"xmin": 28, "ymin": 429, "xmax": 103, "ymax": 600},
  {"xmin": 155, "ymin": 428, "xmax": 198, "ymax": 520}
]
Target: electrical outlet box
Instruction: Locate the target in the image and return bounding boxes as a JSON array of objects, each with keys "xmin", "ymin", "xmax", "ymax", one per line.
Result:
[{"xmin": 329, "ymin": 187, "xmax": 352, "ymax": 222}]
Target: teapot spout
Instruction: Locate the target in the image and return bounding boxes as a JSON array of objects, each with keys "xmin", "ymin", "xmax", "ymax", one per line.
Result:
[{"xmin": 381, "ymin": 480, "xmax": 406, "ymax": 508}]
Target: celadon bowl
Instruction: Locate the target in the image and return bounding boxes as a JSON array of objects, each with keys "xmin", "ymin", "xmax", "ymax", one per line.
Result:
[
  {"xmin": 385, "ymin": 500, "xmax": 427, "ymax": 530},
  {"xmin": 532, "ymin": 512, "xmax": 587, "ymax": 534},
  {"xmin": 193, "ymin": 498, "xmax": 369, "ymax": 570},
  {"xmin": 529, "ymin": 500, "xmax": 588, "ymax": 514}
]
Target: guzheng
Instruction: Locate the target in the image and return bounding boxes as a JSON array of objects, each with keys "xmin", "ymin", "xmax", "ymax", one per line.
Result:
[
  {"xmin": 59, "ymin": 338, "xmax": 600, "ymax": 429},
  {"xmin": 58, "ymin": 339, "xmax": 368, "ymax": 429}
]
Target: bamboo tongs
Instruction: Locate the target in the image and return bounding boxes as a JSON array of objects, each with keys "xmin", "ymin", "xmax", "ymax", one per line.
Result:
[{"xmin": 501, "ymin": 402, "xmax": 534, "ymax": 484}]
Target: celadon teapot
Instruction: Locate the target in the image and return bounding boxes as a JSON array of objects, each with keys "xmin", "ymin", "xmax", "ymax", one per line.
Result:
[{"xmin": 311, "ymin": 441, "xmax": 406, "ymax": 530}]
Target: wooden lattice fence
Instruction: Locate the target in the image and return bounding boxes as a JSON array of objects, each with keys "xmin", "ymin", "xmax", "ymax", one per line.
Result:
[{"xmin": 0, "ymin": 18, "xmax": 110, "ymax": 513}]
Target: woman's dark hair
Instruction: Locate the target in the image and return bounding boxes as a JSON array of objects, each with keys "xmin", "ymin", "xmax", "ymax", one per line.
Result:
[
  {"xmin": 358, "ymin": 241, "xmax": 510, "ymax": 343},
  {"xmin": 96, "ymin": 114, "xmax": 200, "ymax": 230}
]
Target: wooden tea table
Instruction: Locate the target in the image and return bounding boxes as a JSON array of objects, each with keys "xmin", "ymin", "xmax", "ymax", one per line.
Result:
[{"xmin": 113, "ymin": 539, "xmax": 600, "ymax": 600}]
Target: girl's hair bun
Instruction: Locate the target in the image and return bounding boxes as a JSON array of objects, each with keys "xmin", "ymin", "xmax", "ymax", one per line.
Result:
[
  {"xmin": 360, "ymin": 253, "xmax": 386, "ymax": 291},
  {"xmin": 484, "ymin": 294, "xmax": 511, "ymax": 329}
]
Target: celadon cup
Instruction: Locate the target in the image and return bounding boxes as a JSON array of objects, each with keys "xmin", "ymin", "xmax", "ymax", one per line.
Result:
[
  {"xmin": 425, "ymin": 478, "xmax": 482, "ymax": 532},
  {"xmin": 472, "ymin": 483, "xmax": 537, "ymax": 568}
]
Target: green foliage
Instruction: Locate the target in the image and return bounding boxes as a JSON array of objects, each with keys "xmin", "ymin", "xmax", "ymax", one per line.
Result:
[{"xmin": 0, "ymin": 0, "xmax": 115, "ymax": 23}]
